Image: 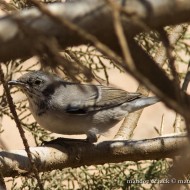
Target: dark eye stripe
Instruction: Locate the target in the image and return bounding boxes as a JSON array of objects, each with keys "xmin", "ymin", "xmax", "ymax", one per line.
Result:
[{"xmin": 42, "ymin": 83, "xmax": 55, "ymax": 97}]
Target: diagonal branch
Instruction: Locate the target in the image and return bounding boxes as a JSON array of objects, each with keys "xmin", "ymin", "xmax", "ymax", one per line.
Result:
[{"xmin": 115, "ymin": 25, "xmax": 188, "ymax": 140}]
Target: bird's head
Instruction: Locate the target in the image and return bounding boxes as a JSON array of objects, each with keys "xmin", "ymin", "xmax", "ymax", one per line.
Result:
[{"xmin": 8, "ymin": 71, "xmax": 61, "ymax": 100}]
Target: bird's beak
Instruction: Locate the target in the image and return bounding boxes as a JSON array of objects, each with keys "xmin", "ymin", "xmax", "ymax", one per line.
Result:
[{"xmin": 8, "ymin": 80, "xmax": 26, "ymax": 87}]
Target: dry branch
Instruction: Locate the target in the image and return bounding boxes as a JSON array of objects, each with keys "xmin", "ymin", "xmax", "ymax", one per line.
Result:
[
  {"xmin": 0, "ymin": 0, "xmax": 190, "ymax": 61},
  {"xmin": 0, "ymin": 134, "xmax": 188, "ymax": 177}
]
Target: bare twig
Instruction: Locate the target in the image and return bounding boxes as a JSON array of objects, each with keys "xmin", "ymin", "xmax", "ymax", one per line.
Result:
[
  {"xmin": 173, "ymin": 113, "xmax": 182, "ymax": 133},
  {"xmin": 0, "ymin": 65, "xmax": 44, "ymax": 190},
  {"xmin": 108, "ymin": 0, "xmax": 153, "ymax": 140},
  {"xmin": 107, "ymin": 0, "xmax": 135, "ymax": 70},
  {"xmin": 182, "ymin": 62, "xmax": 190, "ymax": 91},
  {"xmin": 0, "ymin": 173, "xmax": 6, "ymax": 190},
  {"xmin": 160, "ymin": 114, "xmax": 164, "ymax": 136}
]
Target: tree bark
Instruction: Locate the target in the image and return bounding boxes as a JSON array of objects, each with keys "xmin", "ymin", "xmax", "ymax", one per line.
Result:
[
  {"xmin": 0, "ymin": 0, "xmax": 190, "ymax": 61},
  {"xmin": 0, "ymin": 134, "xmax": 188, "ymax": 177}
]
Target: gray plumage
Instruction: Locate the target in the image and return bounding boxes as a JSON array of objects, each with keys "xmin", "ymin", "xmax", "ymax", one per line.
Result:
[{"xmin": 8, "ymin": 71, "xmax": 159, "ymax": 142}]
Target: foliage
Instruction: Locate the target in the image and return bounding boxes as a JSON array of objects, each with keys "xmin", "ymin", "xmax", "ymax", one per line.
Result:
[
  {"xmin": 10, "ymin": 160, "xmax": 171, "ymax": 190},
  {"xmin": 1, "ymin": 0, "xmax": 190, "ymax": 190}
]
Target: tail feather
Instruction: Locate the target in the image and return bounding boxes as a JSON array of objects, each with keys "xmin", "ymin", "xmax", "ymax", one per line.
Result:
[{"xmin": 124, "ymin": 96, "xmax": 159, "ymax": 113}]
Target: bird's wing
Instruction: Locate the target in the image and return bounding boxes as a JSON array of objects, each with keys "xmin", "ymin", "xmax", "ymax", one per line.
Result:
[{"xmin": 65, "ymin": 85, "xmax": 142, "ymax": 114}]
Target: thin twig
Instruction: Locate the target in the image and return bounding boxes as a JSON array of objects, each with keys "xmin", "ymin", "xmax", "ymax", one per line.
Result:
[
  {"xmin": 108, "ymin": 0, "xmax": 140, "ymax": 139},
  {"xmin": 108, "ymin": 0, "xmax": 151, "ymax": 140},
  {"xmin": 160, "ymin": 114, "xmax": 164, "ymax": 136},
  {"xmin": 107, "ymin": 0, "xmax": 136, "ymax": 70},
  {"xmin": 0, "ymin": 65, "xmax": 44, "ymax": 190},
  {"xmin": 173, "ymin": 113, "xmax": 182, "ymax": 133},
  {"xmin": 0, "ymin": 172, "xmax": 6, "ymax": 190},
  {"xmin": 182, "ymin": 62, "xmax": 190, "ymax": 91}
]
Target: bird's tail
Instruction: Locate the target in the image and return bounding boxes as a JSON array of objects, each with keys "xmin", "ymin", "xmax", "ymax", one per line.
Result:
[{"xmin": 124, "ymin": 96, "xmax": 160, "ymax": 113}]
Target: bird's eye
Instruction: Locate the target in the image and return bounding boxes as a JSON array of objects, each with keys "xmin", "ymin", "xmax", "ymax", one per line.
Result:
[{"xmin": 34, "ymin": 79, "xmax": 42, "ymax": 85}]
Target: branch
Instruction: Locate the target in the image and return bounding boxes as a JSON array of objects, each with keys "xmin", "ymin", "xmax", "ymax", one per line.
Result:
[
  {"xmin": 0, "ymin": 0, "xmax": 190, "ymax": 61},
  {"xmin": 115, "ymin": 85, "xmax": 149, "ymax": 140},
  {"xmin": 0, "ymin": 134, "xmax": 188, "ymax": 177},
  {"xmin": 115, "ymin": 24, "xmax": 188, "ymax": 140}
]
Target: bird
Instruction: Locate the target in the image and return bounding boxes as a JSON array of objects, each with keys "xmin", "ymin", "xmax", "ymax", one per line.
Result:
[{"xmin": 8, "ymin": 71, "xmax": 159, "ymax": 143}]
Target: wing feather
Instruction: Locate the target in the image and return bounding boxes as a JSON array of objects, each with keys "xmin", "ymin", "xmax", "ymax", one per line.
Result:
[{"xmin": 64, "ymin": 84, "xmax": 141, "ymax": 114}]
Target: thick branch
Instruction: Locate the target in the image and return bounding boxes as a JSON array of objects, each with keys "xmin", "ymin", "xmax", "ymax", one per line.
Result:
[
  {"xmin": 0, "ymin": 0, "xmax": 190, "ymax": 61},
  {"xmin": 0, "ymin": 134, "xmax": 188, "ymax": 177}
]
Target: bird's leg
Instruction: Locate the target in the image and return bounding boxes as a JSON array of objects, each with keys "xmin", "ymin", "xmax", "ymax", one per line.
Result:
[
  {"xmin": 42, "ymin": 129, "xmax": 100, "ymax": 145},
  {"xmin": 86, "ymin": 128, "xmax": 100, "ymax": 143}
]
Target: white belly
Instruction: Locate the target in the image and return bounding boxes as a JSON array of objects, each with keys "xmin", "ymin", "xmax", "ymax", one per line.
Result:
[{"xmin": 29, "ymin": 100, "xmax": 129, "ymax": 136}]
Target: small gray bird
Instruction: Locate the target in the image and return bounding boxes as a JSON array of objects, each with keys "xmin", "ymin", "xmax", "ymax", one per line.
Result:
[{"xmin": 9, "ymin": 71, "xmax": 159, "ymax": 143}]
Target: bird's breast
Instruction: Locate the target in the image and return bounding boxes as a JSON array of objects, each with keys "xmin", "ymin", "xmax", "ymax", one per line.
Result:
[{"xmin": 29, "ymin": 100, "xmax": 129, "ymax": 135}]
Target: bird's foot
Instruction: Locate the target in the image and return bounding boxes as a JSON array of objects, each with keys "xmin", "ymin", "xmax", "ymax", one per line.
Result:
[
  {"xmin": 42, "ymin": 137, "xmax": 91, "ymax": 146},
  {"xmin": 86, "ymin": 129, "xmax": 100, "ymax": 143}
]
